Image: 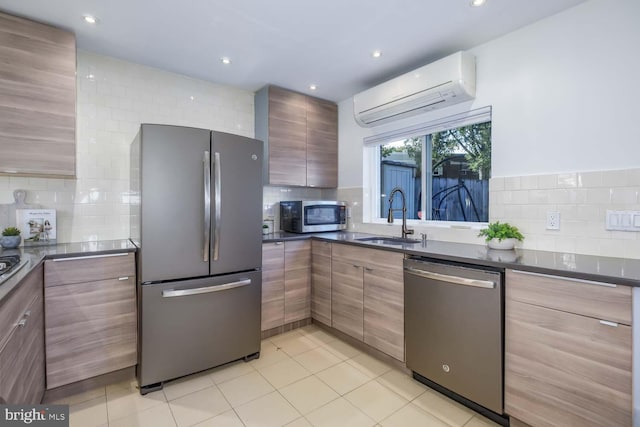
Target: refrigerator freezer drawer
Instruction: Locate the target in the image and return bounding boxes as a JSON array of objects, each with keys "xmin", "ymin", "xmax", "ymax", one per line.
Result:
[{"xmin": 138, "ymin": 271, "xmax": 261, "ymax": 388}]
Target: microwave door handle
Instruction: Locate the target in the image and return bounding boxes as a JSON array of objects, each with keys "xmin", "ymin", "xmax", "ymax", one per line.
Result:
[
  {"xmin": 203, "ymin": 151, "xmax": 210, "ymax": 262},
  {"xmin": 213, "ymin": 151, "xmax": 221, "ymax": 261}
]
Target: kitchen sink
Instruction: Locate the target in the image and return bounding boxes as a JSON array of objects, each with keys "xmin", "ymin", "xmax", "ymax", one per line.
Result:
[{"xmin": 356, "ymin": 236, "xmax": 421, "ymax": 245}]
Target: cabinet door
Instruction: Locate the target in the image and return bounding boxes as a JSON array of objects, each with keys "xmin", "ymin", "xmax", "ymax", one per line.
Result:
[
  {"xmin": 262, "ymin": 242, "xmax": 285, "ymax": 331},
  {"xmin": 505, "ymin": 299, "xmax": 632, "ymax": 427},
  {"xmin": 306, "ymin": 96, "xmax": 338, "ymax": 188},
  {"xmin": 284, "ymin": 240, "xmax": 311, "ymax": 323},
  {"xmin": 0, "ymin": 263, "xmax": 44, "ymax": 405},
  {"xmin": 331, "ymin": 259, "xmax": 364, "ymax": 340},
  {"xmin": 268, "ymin": 86, "xmax": 307, "ymax": 186},
  {"xmin": 45, "ymin": 277, "xmax": 137, "ymax": 388},
  {"xmin": 311, "ymin": 241, "xmax": 332, "ymax": 326},
  {"xmin": 0, "ymin": 12, "xmax": 76, "ymax": 177},
  {"xmin": 364, "ymin": 265, "xmax": 404, "ymax": 361}
]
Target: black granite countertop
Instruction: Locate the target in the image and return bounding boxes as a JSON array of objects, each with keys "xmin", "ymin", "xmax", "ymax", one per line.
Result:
[
  {"xmin": 264, "ymin": 231, "xmax": 640, "ymax": 287},
  {"xmin": 0, "ymin": 239, "xmax": 136, "ymax": 304}
]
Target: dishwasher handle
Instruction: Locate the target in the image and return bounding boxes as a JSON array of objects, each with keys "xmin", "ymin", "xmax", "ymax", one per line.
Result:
[{"xmin": 404, "ymin": 266, "xmax": 496, "ymax": 289}]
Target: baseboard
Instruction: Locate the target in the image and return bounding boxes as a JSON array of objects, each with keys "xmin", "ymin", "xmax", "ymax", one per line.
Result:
[
  {"xmin": 261, "ymin": 318, "xmax": 312, "ymax": 339},
  {"xmin": 42, "ymin": 366, "xmax": 135, "ymax": 404}
]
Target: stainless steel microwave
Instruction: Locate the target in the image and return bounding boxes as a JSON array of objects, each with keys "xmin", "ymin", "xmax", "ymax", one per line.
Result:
[{"xmin": 280, "ymin": 201, "xmax": 347, "ymax": 233}]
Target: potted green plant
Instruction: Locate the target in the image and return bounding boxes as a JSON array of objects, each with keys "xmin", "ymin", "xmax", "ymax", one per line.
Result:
[
  {"xmin": 1, "ymin": 227, "xmax": 22, "ymax": 249},
  {"xmin": 478, "ymin": 221, "xmax": 524, "ymax": 250}
]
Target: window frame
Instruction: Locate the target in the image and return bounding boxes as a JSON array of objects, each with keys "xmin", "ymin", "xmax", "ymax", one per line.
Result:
[{"xmin": 363, "ymin": 107, "xmax": 492, "ymax": 229}]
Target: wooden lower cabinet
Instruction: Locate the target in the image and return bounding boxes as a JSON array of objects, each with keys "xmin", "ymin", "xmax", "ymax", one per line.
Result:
[
  {"xmin": 284, "ymin": 240, "xmax": 311, "ymax": 323},
  {"xmin": 363, "ymin": 263, "xmax": 404, "ymax": 361},
  {"xmin": 261, "ymin": 240, "xmax": 311, "ymax": 330},
  {"xmin": 44, "ymin": 253, "xmax": 136, "ymax": 389},
  {"xmin": 331, "ymin": 258, "xmax": 364, "ymax": 340},
  {"xmin": 262, "ymin": 242, "xmax": 285, "ymax": 330},
  {"xmin": 505, "ymin": 270, "xmax": 632, "ymax": 427},
  {"xmin": 0, "ymin": 263, "xmax": 45, "ymax": 404},
  {"xmin": 330, "ymin": 243, "xmax": 404, "ymax": 360},
  {"xmin": 311, "ymin": 240, "xmax": 331, "ymax": 326}
]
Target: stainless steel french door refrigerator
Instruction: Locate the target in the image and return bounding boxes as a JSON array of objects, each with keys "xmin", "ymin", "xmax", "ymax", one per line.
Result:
[{"xmin": 130, "ymin": 124, "xmax": 263, "ymax": 393}]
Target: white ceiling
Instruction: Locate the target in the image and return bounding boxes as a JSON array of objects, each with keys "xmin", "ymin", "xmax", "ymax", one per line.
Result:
[{"xmin": 0, "ymin": 0, "xmax": 586, "ymax": 102}]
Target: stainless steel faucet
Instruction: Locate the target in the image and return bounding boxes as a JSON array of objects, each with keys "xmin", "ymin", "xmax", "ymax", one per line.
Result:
[{"xmin": 387, "ymin": 187, "xmax": 415, "ymax": 239}]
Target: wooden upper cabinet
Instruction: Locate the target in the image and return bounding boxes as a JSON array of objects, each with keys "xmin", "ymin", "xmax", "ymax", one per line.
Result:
[
  {"xmin": 0, "ymin": 12, "xmax": 76, "ymax": 177},
  {"xmin": 255, "ymin": 85, "xmax": 338, "ymax": 188},
  {"xmin": 267, "ymin": 87, "xmax": 307, "ymax": 186},
  {"xmin": 306, "ymin": 97, "xmax": 338, "ymax": 188}
]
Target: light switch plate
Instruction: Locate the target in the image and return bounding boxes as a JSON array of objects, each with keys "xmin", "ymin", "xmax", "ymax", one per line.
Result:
[{"xmin": 606, "ymin": 210, "xmax": 640, "ymax": 232}]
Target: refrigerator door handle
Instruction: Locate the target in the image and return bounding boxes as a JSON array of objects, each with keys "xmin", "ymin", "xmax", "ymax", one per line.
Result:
[
  {"xmin": 213, "ymin": 151, "xmax": 221, "ymax": 261},
  {"xmin": 203, "ymin": 151, "xmax": 211, "ymax": 262},
  {"xmin": 162, "ymin": 279, "xmax": 251, "ymax": 297}
]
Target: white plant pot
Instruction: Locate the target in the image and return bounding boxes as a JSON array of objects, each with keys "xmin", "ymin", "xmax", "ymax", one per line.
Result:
[{"xmin": 486, "ymin": 238, "xmax": 517, "ymax": 250}]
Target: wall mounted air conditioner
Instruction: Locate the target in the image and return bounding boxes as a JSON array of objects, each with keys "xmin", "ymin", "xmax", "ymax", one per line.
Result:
[{"xmin": 353, "ymin": 51, "xmax": 476, "ymax": 127}]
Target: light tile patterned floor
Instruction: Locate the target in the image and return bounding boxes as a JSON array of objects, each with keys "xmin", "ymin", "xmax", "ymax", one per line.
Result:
[{"xmin": 60, "ymin": 325, "xmax": 500, "ymax": 427}]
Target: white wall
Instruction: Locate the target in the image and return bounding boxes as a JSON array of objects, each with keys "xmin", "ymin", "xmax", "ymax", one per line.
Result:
[
  {"xmin": 340, "ymin": 0, "xmax": 640, "ymax": 184},
  {"xmin": 474, "ymin": 0, "xmax": 640, "ymax": 177},
  {"xmin": 0, "ymin": 51, "xmax": 254, "ymax": 242},
  {"xmin": 338, "ymin": 0, "xmax": 640, "ymax": 257}
]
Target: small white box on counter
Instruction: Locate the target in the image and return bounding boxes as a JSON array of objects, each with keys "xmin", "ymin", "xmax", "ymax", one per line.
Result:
[{"xmin": 16, "ymin": 208, "xmax": 57, "ymax": 244}]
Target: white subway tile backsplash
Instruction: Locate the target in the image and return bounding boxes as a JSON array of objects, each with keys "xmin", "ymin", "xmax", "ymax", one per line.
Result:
[
  {"xmin": 537, "ymin": 174, "xmax": 557, "ymax": 189},
  {"xmin": 527, "ymin": 189, "xmax": 549, "ymax": 204},
  {"xmin": 586, "ymin": 188, "xmax": 613, "ymax": 204},
  {"xmin": 548, "ymin": 189, "xmax": 570, "ymax": 204},
  {"xmin": 611, "ymin": 187, "xmax": 639, "ymax": 205},
  {"xmin": 519, "ymin": 175, "xmax": 539, "ymax": 190},
  {"xmin": 602, "ymin": 170, "xmax": 630, "ymax": 187},
  {"xmin": 511, "ymin": 190, "xmax": 529, "ymax": 204},
  {"xmin": 489, "ymin": 177, "xmax": 504, "ymax": 192},
  {"xmin": 556, "ymin": 173, "xmax": 577, "ymax": 188},
  {"xmin": 345, "ymin": 169, "xmax": 639, "ymax": 258},
  {"xmin": 504, "ymin": 176, "xmax": 521, "ymax": 190},
  {"xmin": 484, "ymin": 168, "xmax": 640, "ymax": 258}
]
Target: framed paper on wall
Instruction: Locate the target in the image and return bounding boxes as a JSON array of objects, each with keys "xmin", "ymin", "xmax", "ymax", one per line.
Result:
[{"xmin": 16, "ymin": 208, "xmax": 57, "ymax": 245}]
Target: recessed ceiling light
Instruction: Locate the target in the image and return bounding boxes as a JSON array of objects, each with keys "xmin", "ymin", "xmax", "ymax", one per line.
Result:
[
  {"xmin": 372, "ymin": 50, "xmax": 382, "ymax": 58},
  {"xmin": 221, "ymin": 57, "xmax": 231, "ymax": 65},
  {"xmin": 309, "ymin": 84, "xmax": 317, "ymax": 91},
  {"xmin": 470, "ymin": 0, "xmax": 486, "ymax": 7},
  {"xmin": 83, "ymin": 15, "xmax": 98, "ymax": 24}
]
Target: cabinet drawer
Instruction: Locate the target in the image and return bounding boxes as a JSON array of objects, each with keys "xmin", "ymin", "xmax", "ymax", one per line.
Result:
[
  {"xmin": 332, "ymin": 243, "xmax": 404, "ymax": 271},
  {"xmin": 0, "ymin": 263, "xmax": 43, "ymax": 349},
  {"xmin": 45, "ymin": 252, "xmax": 135, "ymax": 287},
  {"xmin": 506, "ymin": 269, "xmax": 631, "ymax": 325},
  {"xmin": 45, "ymin": 277, "xmax": 137, "ymax": 388}
]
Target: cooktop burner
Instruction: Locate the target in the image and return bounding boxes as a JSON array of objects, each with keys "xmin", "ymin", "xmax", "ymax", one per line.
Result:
[{"xmin": 0, "ymin": 255, "xmax": 21, "ymax": 276}]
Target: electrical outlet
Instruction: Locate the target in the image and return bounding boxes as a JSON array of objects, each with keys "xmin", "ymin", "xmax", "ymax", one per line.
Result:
[{"xmin": 546, "ymin": 211, "xmax": 560, "ymax": 230}]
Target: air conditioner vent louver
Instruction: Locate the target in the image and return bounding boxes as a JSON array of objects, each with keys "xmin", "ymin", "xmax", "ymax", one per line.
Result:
[{"xmin": 353, "ymin": 52, "xmax": 476, "ymax": 127}]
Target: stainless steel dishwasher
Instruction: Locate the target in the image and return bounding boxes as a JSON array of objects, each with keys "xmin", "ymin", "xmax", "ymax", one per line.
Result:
[{"xmin": 404, "ymin": 256, "xmax": 505, "ymax": 423}]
